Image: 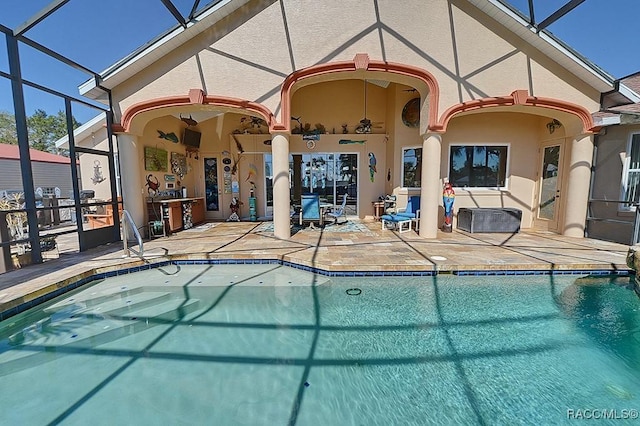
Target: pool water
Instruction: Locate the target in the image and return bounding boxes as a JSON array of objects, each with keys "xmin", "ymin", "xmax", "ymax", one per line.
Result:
[{"xmin": 0, "ymin": 264, "xmax": 638, "ymax": 425}]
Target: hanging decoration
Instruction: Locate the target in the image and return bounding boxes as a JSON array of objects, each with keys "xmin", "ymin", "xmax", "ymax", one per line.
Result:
[
  {"xmin": 402, "ymin": 98, "xmax": 420, "ymax": 128},
  {"xmin": 180, "ymin": 114, "xmax": 198, "ymax": 126},
  {"xmin": 222, "ymin": 151, "xmax": 232, "ymax": 194},
  {"xmin": 368, "ymin": 152, "xmax": 377, "ymax": 182},
  {"xmin": 246, "ymin": 163, "xmax": 257, "ymax": 183},
  {"xmin": 338, "ymin": 139, "xmax": 366, "ymax": 145},
  {"xmin": 157, "ymin": 130, "xmax": 179, "ymax": 143},
  {"xmin": 171, "ymin": 152, "xmax": 187, "ymax": 179},
  {"xmin": 145, "ymin": 174, "xmax": 160, "ymax": 196},
  {"xmin": 233, "ymin": 116, "xmax": 268, "ymax": 134},
  {"xmin": 144, "ymin": 146, "xmax": 168, "ymax": 171},
  {"xmin": 230, "ymin": 135, "xmax": 245, "ymax": 175},
  {"xmin": 91, "ymin": 160, "xmax": 105, "ymax": 184}
]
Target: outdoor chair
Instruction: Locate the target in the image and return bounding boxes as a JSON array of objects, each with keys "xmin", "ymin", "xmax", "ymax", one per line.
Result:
[
  {"xmin": 325, "ymin": 194, "xmax": 348, "ymax": 225},
  {"xmin": 381, "ymin": 213, "xmax": 412, "ymax": 233},
  {"xmin": 299, "ymin": 194, "xmax": 321, "ymax": 228},
  {"xmin": 395, "ymin": 195, "xmax": 421, "ymax": 231}
]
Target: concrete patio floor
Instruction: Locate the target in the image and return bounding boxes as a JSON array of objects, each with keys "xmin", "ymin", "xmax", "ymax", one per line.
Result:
[{"xmin": 0, "ymin": 220, "xmax": 633, "ymax": 319}]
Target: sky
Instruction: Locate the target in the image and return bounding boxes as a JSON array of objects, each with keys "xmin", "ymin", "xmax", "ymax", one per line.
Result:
[{"xmin": 1, "ymin": 0, "xmax": 640, "ymax": 124}]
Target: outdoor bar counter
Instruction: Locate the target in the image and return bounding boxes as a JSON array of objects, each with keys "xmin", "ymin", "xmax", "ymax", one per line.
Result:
[{"xmin": 146, "ymin": 197, "xmax": 205, "ymax": 234}]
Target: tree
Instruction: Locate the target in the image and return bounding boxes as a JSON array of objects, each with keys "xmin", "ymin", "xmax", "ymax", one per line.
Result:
[
  {"xmin": 0, "ymin": 111, "xmax": 17, "ymax": 146},
  {"xmin": 0, "ymin": 109, "xmax": 81, "ymax": 154}
]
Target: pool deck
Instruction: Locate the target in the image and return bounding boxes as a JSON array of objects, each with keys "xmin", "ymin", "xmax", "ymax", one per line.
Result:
[{"xmin": 0, "ymin": 220, "xmax": 633, "ymax": 318}]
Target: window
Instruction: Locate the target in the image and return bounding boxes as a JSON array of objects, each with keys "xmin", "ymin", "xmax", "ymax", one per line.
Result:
[
  {"xmin": 402, "ymin": 147, "xmax": 422, "ymax": 188},
  {"xmin": 449, "ymin": 145, "xmax": 508, "ymax": 188},
  {"xmin": 622, "ymin": 133, "xmax": 640, "ymax": 209}
]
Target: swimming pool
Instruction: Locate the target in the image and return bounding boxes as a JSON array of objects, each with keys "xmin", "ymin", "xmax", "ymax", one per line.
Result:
[{"xmin": 0, "ymin": 264, "xmax": 638, "ymax": 425}]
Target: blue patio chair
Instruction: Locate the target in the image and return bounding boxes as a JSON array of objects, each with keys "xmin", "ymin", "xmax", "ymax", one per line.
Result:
[
  {"xmin": 396, "ymin": 195, "xmax": 421, "ymax": 231},
  {"xmin": 325, "ymin": 194, "xmax": 348, "ymax": 225},
  {"xmin": 299, "ymin": 194, "xmax": 321, "ymax": 227},
  {"xmin": 381, "ymin": 213, "xmax": 412, "ymax": 233}
]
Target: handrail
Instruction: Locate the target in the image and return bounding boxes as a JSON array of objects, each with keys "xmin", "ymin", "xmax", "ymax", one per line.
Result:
[
  {"xmin": 586, "ymin": 199, "xmax": 640, "ymax": 245},
  {"xmin": 122, "ymin": 210, "xmax": 144, "ymax": 258}
]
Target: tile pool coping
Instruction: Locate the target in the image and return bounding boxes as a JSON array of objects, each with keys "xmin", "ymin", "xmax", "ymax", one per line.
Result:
[{"xmin": 0, "ymin": 257, "xmax": 633, "ymax": 321}]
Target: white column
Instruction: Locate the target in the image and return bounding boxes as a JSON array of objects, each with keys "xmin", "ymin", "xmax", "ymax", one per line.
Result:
[
  {"xmin": 116, "ymin": 134, "xmax": 145, "ymax": 228},
  {"xmin": 419, "ymin": 133, "xmax": 442, "ymax": 238},
  {"xmin": 563, "ymin": 133, "xmax": 594, "ymax": 238},
  {"xmin": 271, "ymin": 133, "xmax": 291, "ymax": 239}
]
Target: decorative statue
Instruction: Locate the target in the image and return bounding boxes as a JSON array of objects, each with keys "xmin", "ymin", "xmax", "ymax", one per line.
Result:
[
  {"xmin": 228, "ymin": 197, "xmax": 242, "ymax": 222},
  {"xmin": 442, "ymin": 182, "xmax": 455, "ymax": 232}
]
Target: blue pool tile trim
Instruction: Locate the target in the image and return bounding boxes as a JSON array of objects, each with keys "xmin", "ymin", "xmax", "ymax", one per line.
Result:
[
  {"xmin": 0, "ymin": 258, "xmax": 632, "ymax": 321},
  {"xmin": 452, "ymin": 269, "xmax": 631, "ymax": 276}
]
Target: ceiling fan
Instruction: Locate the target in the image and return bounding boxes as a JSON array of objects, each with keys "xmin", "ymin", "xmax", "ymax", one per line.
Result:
[{"xmin": 355, "ymin": 79, "xmax": 383, "ymax": 134}]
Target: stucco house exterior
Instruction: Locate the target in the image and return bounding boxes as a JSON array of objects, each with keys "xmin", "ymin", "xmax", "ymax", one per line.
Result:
[
  {"xmin": 72, "ymin": 0, "xmax": 615, "ymax": 241},
  {"xmin": 588, "ymin": 73, "xmax": 640, "ymax": 244}
]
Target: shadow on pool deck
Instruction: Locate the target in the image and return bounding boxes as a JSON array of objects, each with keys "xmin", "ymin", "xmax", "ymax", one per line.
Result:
[{"xmin": 0, "ymin": 220, "xmax": 631, "ymax": 318}]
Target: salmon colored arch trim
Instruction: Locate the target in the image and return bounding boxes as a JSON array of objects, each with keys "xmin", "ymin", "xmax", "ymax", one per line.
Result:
[
  {"xmin": 434, "ymin": 90, "xmax": 598, "ymax": 133},
  {"xmin": 116, "ymin": 91, "xmax": 275, "ymax": 133},
  {"xmin": 279, "ymin": 55, "xmax": 440, "ymax": 132}
]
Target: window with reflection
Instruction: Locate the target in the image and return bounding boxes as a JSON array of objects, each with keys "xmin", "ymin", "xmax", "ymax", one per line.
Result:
[
  {"xmin": 402, "ymin": 147, "xmax": 422, "ymax": 188},
  {"xmin": 449, "ymin": 145, "xmax": 508, "ymax": 188},
  {"xmin": 622, "ymin": 133, "xmax": 640, "ymax": 210}
]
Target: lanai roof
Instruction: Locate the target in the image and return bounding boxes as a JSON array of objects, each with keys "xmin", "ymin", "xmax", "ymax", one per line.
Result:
[
  {"xmin": 79, "ymin": 0, "xmax": 619, "ymax": 101},
  {"xmin": 3, "ymin": 1, "xmax": 639, "ymax": 125}
]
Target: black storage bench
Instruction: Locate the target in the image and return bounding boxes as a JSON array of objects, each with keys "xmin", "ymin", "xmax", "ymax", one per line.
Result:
[{"xmin": 457, "ymin": 208, "xmax": 522, "ymax": 233}]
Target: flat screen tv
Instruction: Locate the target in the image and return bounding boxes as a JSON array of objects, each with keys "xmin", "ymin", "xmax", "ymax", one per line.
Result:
[{"xmin": 182, "ymin": 128, "xmax": 201, "ymax": 149}]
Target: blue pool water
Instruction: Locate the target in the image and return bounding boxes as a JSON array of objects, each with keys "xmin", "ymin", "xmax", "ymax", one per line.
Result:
[{"xmin": 0, "ymin": 264, "xmax": 638, "ymax": 425}]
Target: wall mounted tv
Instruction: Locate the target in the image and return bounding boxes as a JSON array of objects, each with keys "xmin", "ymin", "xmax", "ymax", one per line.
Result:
[{"xmin": 182, "ymin": 128, "xmax": 201, "ymax": 149}]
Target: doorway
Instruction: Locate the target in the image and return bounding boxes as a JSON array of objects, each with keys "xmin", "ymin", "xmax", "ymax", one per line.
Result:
[
  {"xmin": 535, "ymin": 142, "xmax": 563, "ymax": 232},
  {"xmin": 203, "ymin": 156, "xmax": 224, "ymax": 220}
]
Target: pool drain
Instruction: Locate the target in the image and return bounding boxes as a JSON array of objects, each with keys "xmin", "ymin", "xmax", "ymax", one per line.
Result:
[{"xmin": 346, "ymin": 288, "xmax": 362, "ymax": 296}]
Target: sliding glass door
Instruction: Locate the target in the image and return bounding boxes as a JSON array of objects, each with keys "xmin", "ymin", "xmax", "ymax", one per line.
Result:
[{"xmin": 264, "ymin": 152, "xmax": 358, "ymax": 218}]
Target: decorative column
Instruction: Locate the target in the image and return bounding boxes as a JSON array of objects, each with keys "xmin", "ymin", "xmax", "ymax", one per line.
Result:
[
  {"xmin": 419, "ymin": 132, "xmax": 442, "ymax": 238},
  {"xmin": 271, "ymin": 132, "xmax": 291, "ymax": 240},
  {"xmin": 116, "ymin": 134, "xmax": 145, "ymax": 228},
  {"xmin": 563, "ymin": 133, "xmax": 594, "ymax": 238}
]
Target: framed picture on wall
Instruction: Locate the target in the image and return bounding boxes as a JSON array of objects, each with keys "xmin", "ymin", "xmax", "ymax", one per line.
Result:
[
  {"xmin": 171, "ymin": 152, "xmax": 187, "ymax": 178},
  {"xmin": 144, "ymin": 146, "xmax": 168, "ymax": 172}
]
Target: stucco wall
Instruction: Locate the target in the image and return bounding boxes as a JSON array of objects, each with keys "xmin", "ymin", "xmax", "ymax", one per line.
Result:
[
  {"xmin": 137, "ymin": 117, "xmax": 198, "ymax": 202},
  {"xmin": 440, "ymin": 113, "xmax": 542, "ymax": 228},
  {"xmin": 117, "ymin": 76, "xmax": 578, "ymax": 227},
  {"xmin": 588, "ymin": 124, "xmax": 639, "ymax": 244}
]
